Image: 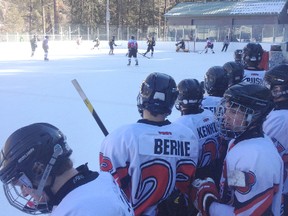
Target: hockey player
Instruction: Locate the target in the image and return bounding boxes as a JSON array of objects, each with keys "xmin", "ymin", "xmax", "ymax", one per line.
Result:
[
  {"xmin": 222, "ymin": 61, "xmax": 244, "ymax": 88},
  {"xmin": 143, "ymin": 36, "xmax": 155, "ymax": 57},
  {"xmin": 99, "ymin": 72, "xmax": 199, "ymax": 216},
  {"xmin": 263, "ymin": 64, "xmax": 288, "ymax": 216},
  {"xmin": 242, "ymin": 42, "xmax": 266, "ymax": 85},
  {"xmin": 191, "ymin": 82, "xmax": 283, "ymax": 216},
  {"xmin": 76, "ymin": 36, "xmax": 82, "ymax": 46},
  {"xmin": 42, "ymin": 36, "xmax": 49, "ymax": 61},
  {"xmin": 175, "ymin": 78, "xmax": 220, "ymax": 180},
  {"xmin": 205, "ymin": 38, "xmax": 215, "ymax": 54},
  {"xmin": 127, "ymin": 35, "xmax": 138, "ymax": 66},
  {"xmin": 202, "ymin": 66, "xmax": 229, "ymax": 114},
  {"xmin": 92, "ymin": 37, "xmax": 100, "ymax": 50},
  {"xmin": 174, "ymin": 79, "xmax": 221, "ymax": 215},
  {"xmin": 108, "ymin": 36, "xmax": 117, "ymax": 55},
  {"xmin": 0, "ymin": 123, "xmax": 134, "ymax": 216},
  {"xmin": 30, "ymin": 34, "xmax": 38, "ymax": 57},
  {"xmin": 221, "ymin": 36, "xmax": 230, "ymax": 52},
  {"xmin": 175, "ymin": 39, "xmax": 188, "ymax": 52}
]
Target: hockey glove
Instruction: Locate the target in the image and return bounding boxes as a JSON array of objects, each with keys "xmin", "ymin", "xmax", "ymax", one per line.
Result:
[{"xmin": 191, "ymin": 177, "xmax": 219, "ymax": 216}]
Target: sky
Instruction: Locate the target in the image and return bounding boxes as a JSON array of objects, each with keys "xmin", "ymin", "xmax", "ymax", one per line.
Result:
[{"xmin": 0, "ymin": 39, "xmax": 273, "ymax": 215}]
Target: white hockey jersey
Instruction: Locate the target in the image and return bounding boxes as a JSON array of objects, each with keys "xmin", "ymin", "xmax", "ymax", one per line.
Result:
[
  {"xmin": 51, "ymin": 171, "xmax": 134, "ymax": 216},
  {"xmin": 202, "ymin": 96, "xmax": 222, "ymax": 115},
  {"xmin": 174, "ymin": 109, "xmax": 220, "ymax": 168},
  {"xmin": 243, "ymin": 69, "xmax": 265, "ymax": 85},
  {"xmin": 263, "ymin": 109, "xmax": 288, "ymax": 194},
  {"xmin": 99, "ymin": 121, "xmax": 199, "ymax": 216},
  {"xmin": 216, "ymin": 136, "xmax": 283, "ymax": 215}
]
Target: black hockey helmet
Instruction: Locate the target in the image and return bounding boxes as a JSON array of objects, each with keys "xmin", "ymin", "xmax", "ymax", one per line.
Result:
[
  {"xmin": 216, "ymin": 82, "xmax": 273, "ymax": 138},
  {"xmin": 234, "ymin": 49, "xmax": 243, "ymax": 63},
  {"xmin": 223, "ymin": 61, "xmax": 244, "ymax": 87},
  {"xmin": 131, "ymin": 35, "xmax": 135, "ymax": 40},
  {"xmin": 44, "ymin": 35, "xmax": 49, "ymax": 39},
  {"xmin": 242, "ymin": 42, "xmax": 263, "ymax": 68},
  {"xmin": 175, "ymin": 79, "xmax": 204, "ymax": 112},
  {"xmin": 0, "ymin": 123, "xmax": 72, "ymax": 214},
  {"xmin": 264, "ymin": 64, "xmax": 288, "ymax": 99},
  {"xmin": 204, "ymin": 66, "xmax": 229, "ymax": 97},
  {"xmin": 137, "ymin": 72, "xmax": 178, "ymax": 117}
]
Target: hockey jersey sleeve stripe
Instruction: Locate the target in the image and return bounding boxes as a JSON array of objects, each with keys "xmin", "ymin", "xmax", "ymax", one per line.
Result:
[{"xmin": 234, "ymin": 186, "xmax": 277, "ymax": 215}]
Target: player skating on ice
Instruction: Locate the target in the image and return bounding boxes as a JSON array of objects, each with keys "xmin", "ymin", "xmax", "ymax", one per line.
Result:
[
  {"xmin": 263, "ymin": 64, "xmax": 288, "ymax": 216},
  {"xmin": 30, "ymin": 34, "xmax": 39, "ymax": 57},
  {"xmin": 127, "ymin": 35, "xmax": 138, "ymax": 66},
  {"xmin": 221, "ymin": 36, "xmax": 230, "ymax": 52},
  {"xmin": 108, "ymin": 36, "xmax": 117, "ymax": 55},
  {"xmin": 0, "ymin": 123, "xmax": 134, "ymax": 216},
  {"xmin": 190, "ymin": 82, "xmax": 283, "ymax": 216},
  {"xmin": 175, "ymin": 39, "xmax": 188, "ymax": 52},
  {"xmin": 92, "ymin": 37, "xmax": 100, "ymax": 50},
  {"xmin": 99, "ymin": 72, "xmax": 199, "ymax": 216},
  {"xmin": 205, "ymin": 37, "xmax": 215, "ymax": 54},
  {"xmin": 143, "ymin": 36, "xmax": 155, "ymax": 57},
  {"xmin": 42, "ymin": 36, "xmax": 49, "ymax": 61}
]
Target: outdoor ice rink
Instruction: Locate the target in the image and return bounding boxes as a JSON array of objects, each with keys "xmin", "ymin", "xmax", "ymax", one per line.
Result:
[{"xmin": 0, "ymin": 40, "xmax": 272, "ymax": 215}]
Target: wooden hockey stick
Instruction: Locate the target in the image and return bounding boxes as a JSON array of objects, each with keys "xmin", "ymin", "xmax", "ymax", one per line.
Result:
[{"xmin": 72, "ymin": 79, "xmax": 109, "ymax": 136}]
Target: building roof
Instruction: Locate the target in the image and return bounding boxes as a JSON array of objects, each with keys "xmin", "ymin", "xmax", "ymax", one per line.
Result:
[{"xmin": 165, "ymin": 0, "xmax": 287, "ymax": 17}]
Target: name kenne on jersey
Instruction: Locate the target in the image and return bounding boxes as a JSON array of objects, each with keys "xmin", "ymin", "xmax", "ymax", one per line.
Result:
[{"xmin": 197, "ymin": 122, "xmax": 218, "ymax": 139}]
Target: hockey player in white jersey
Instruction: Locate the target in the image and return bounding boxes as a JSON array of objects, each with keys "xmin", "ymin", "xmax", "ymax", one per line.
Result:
[
  {"xmin": 242, "ymin": 42, "xmax": 266, "ymax": 85},
  {"xmin": 202, "ymin": 66, "xmax": 229, "ymax": 114},
  {"xmin": 191, "ymin": 82, "xmax": 283, "ymax": 216},
  {"xmin": 0, "ymin": 123, "xmax": 134, "ymax": 216},
  {"xmin": 263, "ymin": 64, "xmax": 288, "ymax": 216},
  {"xmin": 174, "ymin": 78, "xmax": 221, "ymax": 215},
  {"xmin": 174, "ymin": 78, "xmax": 220, "ymax": 180},
  {"xmin": 99, "ymin": 72, "xmax": 199, "ymax": 216}
]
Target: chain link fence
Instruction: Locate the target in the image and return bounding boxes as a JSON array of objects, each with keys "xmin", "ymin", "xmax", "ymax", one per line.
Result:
[{"xmin": 1, "ymin": 24, "xmax": 288, "ymax": 44}]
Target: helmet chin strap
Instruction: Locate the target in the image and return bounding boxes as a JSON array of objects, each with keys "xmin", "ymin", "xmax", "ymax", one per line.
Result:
[{"xmin": 35, "ymin": 144, "xmax": 63, "ymax": 198}]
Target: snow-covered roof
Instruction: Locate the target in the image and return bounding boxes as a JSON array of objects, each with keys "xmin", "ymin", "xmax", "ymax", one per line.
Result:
[{"xmin": 165, "ymin": 0, "xmax": 287, "ymax": 17}]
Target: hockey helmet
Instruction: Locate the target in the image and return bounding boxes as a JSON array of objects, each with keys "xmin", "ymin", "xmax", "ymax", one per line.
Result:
[
  {"xmin": 242, "ymin": 42, "xmax": 263, "ymax": 68},
  {"xmin": 264, "ymin": 64, "xmax": 288, "ymax": 99},
  {"xmin": 0, "ymin": 123, "xmax": 72, "ymax": 214},
  {"xmin": 137, "ymin": 72, "xmax": 178, "ymax": 117},
  {"xmin": 204, "ymin": 66, "xmax": 229, "ymax": 97},
  {"xmin": 175, "ymin": 79, "xmax": 204, "ymax": 112},
  {"xmin": 223, "ymin": 61, "xmax": 244, "ymax": 87},
  {"xmin": 216, "ymin": 82, "xmax": 273, "ymax": 138}
]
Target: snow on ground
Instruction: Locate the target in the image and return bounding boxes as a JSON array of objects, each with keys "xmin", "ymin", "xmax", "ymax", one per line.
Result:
[{"xmin": 0, "ymin": 40, "xmax": 272, "ymax": 215}]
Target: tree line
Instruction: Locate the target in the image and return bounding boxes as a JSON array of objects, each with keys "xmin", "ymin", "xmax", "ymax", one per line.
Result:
[{"xmin": 0, "ymin": 0, "xmax": 233, "ymax": 35}]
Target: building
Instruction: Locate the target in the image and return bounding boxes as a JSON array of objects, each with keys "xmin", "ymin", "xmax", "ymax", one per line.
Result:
[{"xmin": 164, "ymin": 0, "xmax": 288, "ymax": 43}]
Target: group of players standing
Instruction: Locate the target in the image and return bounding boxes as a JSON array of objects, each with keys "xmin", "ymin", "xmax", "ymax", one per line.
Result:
[{"xmin": 1, "ymin": 39, "xmax": 288, "ymax": 216}]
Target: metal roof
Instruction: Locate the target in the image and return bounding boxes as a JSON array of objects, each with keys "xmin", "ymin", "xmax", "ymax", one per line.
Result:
[{"xmin": 165, "ymin": 0, "xmax": 287, "ymax": 17}]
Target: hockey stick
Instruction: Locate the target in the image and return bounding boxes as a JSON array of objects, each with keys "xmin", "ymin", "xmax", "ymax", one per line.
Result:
[
  {"xmin": 198, "ymin": 49, "xmax": 206, "ymax": 54},
  {"xmin": 71, "ymin": 79, "xmax": 109, "ymax": 136},
  {"xmin": 138, "ymin": 52, "xmax": 150, "ymax": 59}
]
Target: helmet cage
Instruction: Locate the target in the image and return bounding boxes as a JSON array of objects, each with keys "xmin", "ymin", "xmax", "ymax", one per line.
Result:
[
  {"xmin": 2, "ymin": 143, "xmax": 64, "ymax": 214},
  {"xmin": 217, "ymin": 99, "xmax": 256, "ymax": 139},
  {"xmin": 3, "ymin": 172, "xmax": 50, "ymax": 215},
  {"xmin": 0, "ymin": 123, "xmax": 72, "ymax": 215}
]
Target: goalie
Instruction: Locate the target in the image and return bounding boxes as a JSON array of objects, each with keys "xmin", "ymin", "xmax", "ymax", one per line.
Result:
[{"xmin": 175, "ymin": 39, "xmax": 189, "ymax": 52}]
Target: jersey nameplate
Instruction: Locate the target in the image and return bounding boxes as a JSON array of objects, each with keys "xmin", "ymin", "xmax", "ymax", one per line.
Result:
[{"xmin": 138, "ymin": 134, "xmax": 192, "ymax": 157}]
